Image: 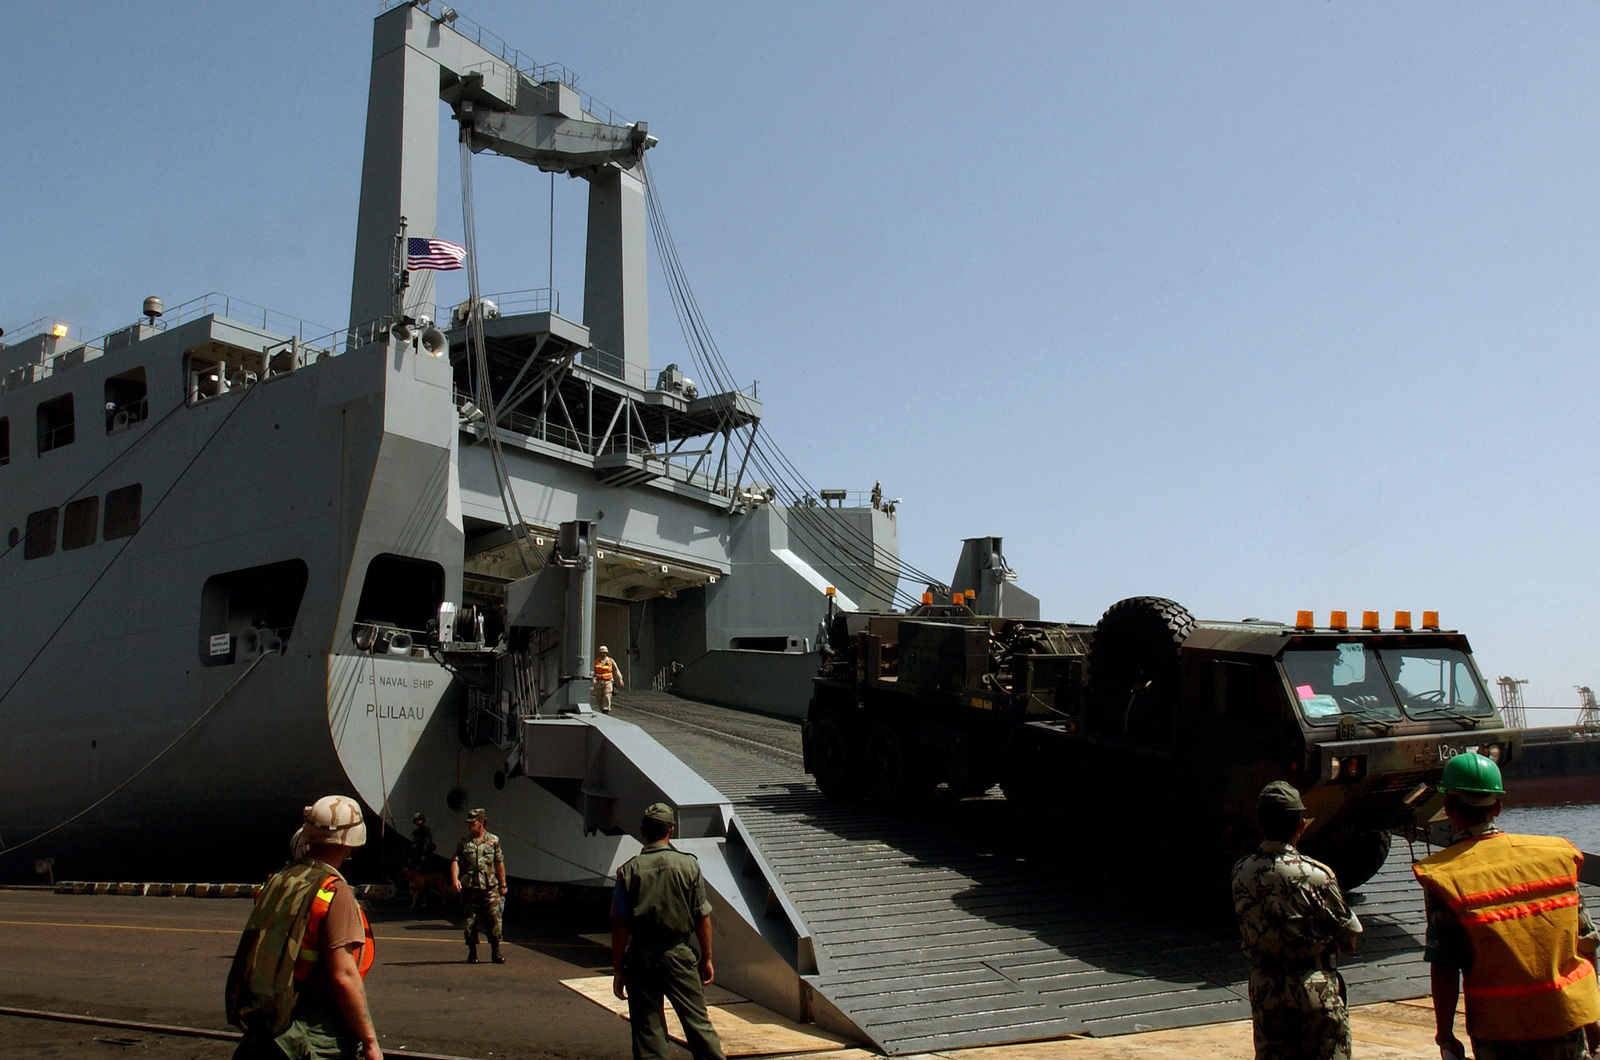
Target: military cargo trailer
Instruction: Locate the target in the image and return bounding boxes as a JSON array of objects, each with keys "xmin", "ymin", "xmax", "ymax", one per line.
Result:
[{"xmin": 802, "ymin": 595, "xmax": 1519, "ymax": 891}]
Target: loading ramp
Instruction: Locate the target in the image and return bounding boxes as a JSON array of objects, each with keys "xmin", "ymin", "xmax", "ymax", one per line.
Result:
[{"xmin": 611, "ymin": 691, "xmax": 1441, "ymax": 1055}]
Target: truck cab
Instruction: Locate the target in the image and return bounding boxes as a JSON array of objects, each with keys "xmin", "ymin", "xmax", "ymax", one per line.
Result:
[{"xmin": 1160, "ymin": 620, "xmax": 1518, "ymax": 886}]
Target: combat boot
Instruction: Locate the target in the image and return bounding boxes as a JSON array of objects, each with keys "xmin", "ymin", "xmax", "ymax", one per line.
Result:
[
  {"xmin": 490, "ymin": 942, "xmax": 504, "ymax": 964},
  {"xmin": 466, "ymin": 943, "xmax": 479, "ymax": 964}
]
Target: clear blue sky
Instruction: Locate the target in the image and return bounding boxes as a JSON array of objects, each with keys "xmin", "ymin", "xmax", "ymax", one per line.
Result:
[{"xmin": 4, "ymin": 2, "xmax": 1598, "ymax": 711}]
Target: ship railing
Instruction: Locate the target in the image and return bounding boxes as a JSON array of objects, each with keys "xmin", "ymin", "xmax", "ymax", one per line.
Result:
[
  {"xmin": 4, "ymin": 294, "xmax": 337, "ymax": 370},
  {"xmin": 381, "ymin": 1, "xmax": 629, "ymax": 127},
  {"xmin": 38, "ymin": 422, "xmax": 75, "ymax": 453},
  {"xmin": 105, "ymin": 397, "xmax": 150, "ymax": 434},
  {"xmin": 795, "ymin": 489, "xmax": 888, "ymax": 510},
  {"xmin": 1, "ymin": 317, "xmax": 97, "ymax": 349},
  {"xmin": 411, "ymin": 287, "xmax": 561, "ymax": 329},
  {"xmin": 153, "ymin": 293, "xmax": 335, "ymax": 342},
  {"xmin": 497, "ymin": 407, "xmax": 586, "ymax": 451}
]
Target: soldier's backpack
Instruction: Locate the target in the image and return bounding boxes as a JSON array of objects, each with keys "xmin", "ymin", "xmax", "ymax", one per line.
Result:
[{"xmin": 225, "ymin": 860, "xmax": 330, "ymax": 1037}]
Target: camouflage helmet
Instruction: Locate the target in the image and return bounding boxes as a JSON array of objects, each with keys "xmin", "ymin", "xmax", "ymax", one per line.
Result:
[
  {"xmin": 1439, "ymin": 752, "xmax": 1504, "ymax": 807},
  {"xmin": 299, "ymin": 795, "xmax": 367, "ymax": 848}
]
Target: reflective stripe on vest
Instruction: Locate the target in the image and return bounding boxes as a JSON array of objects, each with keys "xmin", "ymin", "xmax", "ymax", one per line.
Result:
[
  {"xmin": 293, "ymin": 875, "xmax": 374, "ymax": 981},
  {"xmin": 594, "ymin": 659, "xmax": 614, "ymax": 682},
  {"xmin": 1414, "ymin": 833, "xmax": 1600, "ymax": 1040}
]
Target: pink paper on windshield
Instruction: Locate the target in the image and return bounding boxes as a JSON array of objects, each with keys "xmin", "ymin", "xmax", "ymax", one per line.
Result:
[{"xmin": 1295, "ymin": 684, "xmax": 1315, "ymax": 700}]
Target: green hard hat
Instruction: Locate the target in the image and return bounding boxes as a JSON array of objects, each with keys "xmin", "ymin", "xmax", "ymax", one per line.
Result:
[{"xmin": 1439, "ymin": 752, "xmax": 1504, "ymax": 803}]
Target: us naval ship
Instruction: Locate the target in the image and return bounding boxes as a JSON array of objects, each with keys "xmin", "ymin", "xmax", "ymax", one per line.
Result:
[{"xmin": 0, "ymin": 1, "xmax": 903, "ymax": 882}]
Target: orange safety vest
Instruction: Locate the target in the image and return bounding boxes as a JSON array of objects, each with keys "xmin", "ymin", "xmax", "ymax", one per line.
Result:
[
  {"xmin": 293, "ymin": 875, "xmax": 374, "ymax": 982},
  {"xmin": 594, "ymin": 657, "xmax": 615, "ymax": 682},
  {"xmin": 1414, "ymin": 833, "xmax": 1600, "ymax": 1041}
]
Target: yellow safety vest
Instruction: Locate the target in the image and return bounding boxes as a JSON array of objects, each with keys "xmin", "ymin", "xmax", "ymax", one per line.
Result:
[
  {"xmin": 1414, "ymin": 833, "xmax": 1600, "ymax": 1041},
  {"xmin": 594, "ymin": 658, "xmax": 615, "ymax": 682}
]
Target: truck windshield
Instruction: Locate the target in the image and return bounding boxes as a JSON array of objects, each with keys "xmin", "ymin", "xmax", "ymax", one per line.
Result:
[
  {"xmin": 1281, "ymin": 644, "xmax": 1403, "ymax": 724},
  {"xmin": 1376, "ymin": 647, "xmax": 1494, "ymax": 719}
]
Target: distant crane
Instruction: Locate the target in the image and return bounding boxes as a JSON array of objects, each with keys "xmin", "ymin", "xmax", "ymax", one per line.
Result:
[
  {"xmin": 1496, "ymin": 676, "xmax": 1529, "ymax": 730},
  {"xmin": 1577, "ymin": 686, "xmax": 1600, "ymax": 734}
]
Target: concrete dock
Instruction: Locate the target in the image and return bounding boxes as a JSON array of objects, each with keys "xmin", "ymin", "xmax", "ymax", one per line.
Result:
[{"xmin": 0, "ymin": 887, "xmax": 1466, "ymax": 1060}]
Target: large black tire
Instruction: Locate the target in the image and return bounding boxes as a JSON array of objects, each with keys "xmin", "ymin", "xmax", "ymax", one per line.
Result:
[
  {"xmin": 1086, "ymin": 596, "xmax": 1195, "ymax": 743},
  {"xmin": 864, "ymin": 723, "xmax": 931, "ymax": 807},
  {"xmin": 1306, "ymin": 830, "xmax": 1392, "ymax": 892},
  {"xmin": 810, "ymin": 715, "xmax": 857, "ymax": 800}
]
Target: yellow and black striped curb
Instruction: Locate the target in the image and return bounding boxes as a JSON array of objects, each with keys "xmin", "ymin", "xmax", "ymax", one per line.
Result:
[{"xmin": 53, "ymin": 882, "xmax": 396, "ymax": 900}]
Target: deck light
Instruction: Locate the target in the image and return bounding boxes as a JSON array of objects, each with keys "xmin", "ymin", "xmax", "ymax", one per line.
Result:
[
  {"xmin": 1394, "ymin": 611, "xmax": 1412, "ymax": 630},
  {"xmin": 1295, "ymin": 610, "xmax": 1314, "ymax": 630},
  {"xmin": 51, "ymin": 324, "xmax": 68, "ymax": 338},
  {"xmin": 825, "ymin": 586, "xmax": 836, "ymax": 597},
  {"xmin": 1362, "ymin": 611, "xmax": 1379, "ymax": 631},
  {"xmin": 1422, "ymin": 611, "xmax": 1440, "ymax": 630},
  {"xmin": 1329, "ymin": 610, "xmax": 1348, "ymax": 631}
]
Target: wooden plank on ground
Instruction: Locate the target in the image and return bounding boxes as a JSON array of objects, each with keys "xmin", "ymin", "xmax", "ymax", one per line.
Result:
[{"xmin": 560, "ymin": 976, "xmax": 854, "ymax": 1057}]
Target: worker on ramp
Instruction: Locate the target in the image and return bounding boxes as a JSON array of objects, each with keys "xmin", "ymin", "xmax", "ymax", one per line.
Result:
[
  {"xmin": 1414, "ymin": 752, "xmax": 1600, "ymax": 1060},
  {"xmin": 593, "ymin": 645, "xmax": 623, "ymax": 713}
]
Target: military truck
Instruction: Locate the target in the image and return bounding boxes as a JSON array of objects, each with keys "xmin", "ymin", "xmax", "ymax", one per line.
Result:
[{"xmin": 801, "ymin": 595, "xmax": 1519, "ymax": 890}]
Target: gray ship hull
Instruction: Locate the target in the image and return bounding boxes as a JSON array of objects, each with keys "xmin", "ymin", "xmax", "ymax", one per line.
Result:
[{"xmin": 0, "ymin": 1, "xmax": 901, "ymax": 883}]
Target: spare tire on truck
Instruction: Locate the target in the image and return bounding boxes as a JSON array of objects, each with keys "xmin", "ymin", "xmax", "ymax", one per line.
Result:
[{"xmin": 1086, "ymin": 596, "xmax": 1195, "ymax": 744}]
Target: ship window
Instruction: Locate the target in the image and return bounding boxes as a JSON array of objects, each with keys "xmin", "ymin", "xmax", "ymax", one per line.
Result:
[
  {"xmin": 62, "ymin": 496, "xmax": 99, "ymax": 551},
  {"xmin": 37, "ymin": 394, "xmax": 74, "ymax": 453},
  {"xmin": 105, "ymin": 368, "xmax": 148, "ymax": 434},
  {"xmin": 0, "ymin": 417, "xmax": 9, "ymax": 465},
  {"xmin": 199, "ymin": 558, "xmax": 309, "ymax": 666},
  {"xmin": 104, "ymin": 484, "xmax": 142, "ymax": 540},
  {"xmin": 24, "ymin": 507, "xmax": 57, "ymax": 559},
  {"xmin": 355, "ymin": 554, "xmax": 445, "ymax": 634}
]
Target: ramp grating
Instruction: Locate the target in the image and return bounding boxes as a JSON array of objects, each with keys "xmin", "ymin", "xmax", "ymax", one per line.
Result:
[{"xmin": 612, "ymin": 692, "xmax": 1444, "ymax": 1054}]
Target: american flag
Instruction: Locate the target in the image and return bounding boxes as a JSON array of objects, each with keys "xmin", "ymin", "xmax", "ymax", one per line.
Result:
[{"xmin": 407, "ymin": 237, "xmax": 466, "ymax": 271}]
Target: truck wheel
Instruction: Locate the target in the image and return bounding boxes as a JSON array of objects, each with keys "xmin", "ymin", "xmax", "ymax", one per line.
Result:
[
  {"xmin": 811, "ymin": 715, "xmax": 857, "ymax": 800},
  {"xmin": 1087, "ymin": 596, "xmax": 1195, "ymax": 742},
  {"xmin": 1306, "ymin": 830, "xmax": 1392, "ymax": 892},
  {"xmin": 865, "ymin": 723, "xmax": 931, "ymax": 807}
]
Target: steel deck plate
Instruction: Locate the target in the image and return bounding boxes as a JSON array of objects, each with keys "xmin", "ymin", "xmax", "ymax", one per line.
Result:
[{"xmin": 612, "ymin": 692, "xmax": 1450, "ymax": 1054}]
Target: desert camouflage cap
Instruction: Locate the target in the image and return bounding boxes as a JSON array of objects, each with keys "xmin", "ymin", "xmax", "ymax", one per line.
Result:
[
  {"xmin": 1257, "ymin": 780, "xmax": 1305, "ymax": 817},
  {"xmin": 413, "ymin": 812, "xmax": 425, "ymax": 823},
  {"xmin": 642, "ymin": 802, "xmax": 675, "ymax": 826},
  {"xmin": 301, "ymin": 795, "xmax": 367, "ymax": 848},
  {"xmin": 467, "ymin": 807, "xmax": 488, "ymax": 822}
]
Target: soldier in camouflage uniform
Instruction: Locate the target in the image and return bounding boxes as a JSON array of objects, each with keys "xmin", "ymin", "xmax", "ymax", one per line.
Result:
[
  {"xmin": 1232, "ymin": 781, "xmax": 1362, "ymax": 1060},
  {"xmin": 450, "ymin": 808, "xmax": 507, "ymax": 964}
]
